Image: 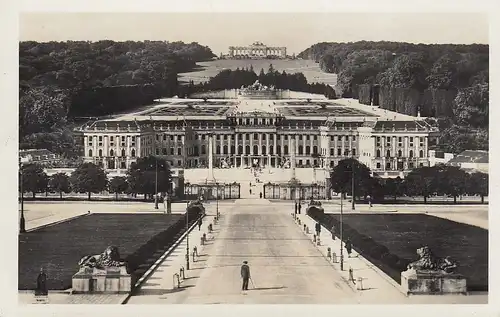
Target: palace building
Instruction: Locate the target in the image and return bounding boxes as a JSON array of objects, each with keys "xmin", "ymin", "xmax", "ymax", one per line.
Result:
[
  {"xmin": 228, "ymin": 42, "xmax": 287, "ymax": 59},
  {"xmin": 74, "ymin": 81, "xmax": 439, "ymax": 198}
]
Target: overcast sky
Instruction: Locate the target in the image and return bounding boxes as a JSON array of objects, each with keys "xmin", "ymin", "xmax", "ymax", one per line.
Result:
[{"xmin": 19, "ymin": 12, "xmax": 489, "ymax": 55}]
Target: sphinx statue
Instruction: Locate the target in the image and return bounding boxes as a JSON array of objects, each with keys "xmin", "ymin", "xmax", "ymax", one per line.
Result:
[
  {"xmin": 78, "ymin": 246, "xmax": 126, "ymax": 270},
  {"xmin": 406, "ymin": 246, "xmax": 458, "ymax": 274}
]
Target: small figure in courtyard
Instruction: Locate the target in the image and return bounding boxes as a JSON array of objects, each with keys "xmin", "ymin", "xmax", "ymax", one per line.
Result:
[
  {"xmin": 298, "ymin": 201, "xmax": 302, "ymax": 214},
  {"xmin": 331, "ymin": 225, "xmax": 336, "ymax": 240},
  {"xmin": 208, "ymin": 223, "xmax": 213, "ymax": 233},
  {"xmin": 198, "ymin": 218, "xmax": 202, "ymax": 231},
  {"xmin": 259, "ymin": 192, "xmax": 263, "ymax": 199},
  {"xmin": 201, "ymin": 233, "xmax": 206, "ymax": 245},
  {"xmin": 241, "ymin": 260, "xmax": 251, "ymax": 291},
  {"xmin": 294, "ymin": 201, "xmax": 298, "ymax": 215},
  {"xmin": 345, "ymin": 237, "xmax": 353, "ymax": 258},
  {"xmin": 249, "ymin": 189, "xmax": 252, "ymax": 195},
  {"xmin": 315, "ymin": 221, "xmax": 321, "ymax": 237},
  {"xmin": 35, "ymin": 267, "xmax": 48, "ymax": 296}
]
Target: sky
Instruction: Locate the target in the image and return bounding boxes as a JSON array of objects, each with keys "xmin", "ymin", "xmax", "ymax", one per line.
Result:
[{"xmin": 19, "ymin": 12, "xmax": 489, "ymax": 55}]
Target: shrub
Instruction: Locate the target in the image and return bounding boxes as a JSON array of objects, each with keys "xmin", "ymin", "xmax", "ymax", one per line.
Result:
[{"xmin": 370, "ymin": 245, "xmax": 390, "ymax": 260}]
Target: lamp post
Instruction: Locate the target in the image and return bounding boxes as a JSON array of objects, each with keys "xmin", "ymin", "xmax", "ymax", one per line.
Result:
[
  {"xmin": 340, "ymin": 190, "xmax": 344, "ymax": 271},
  {"xmin": 19, "ymin": 160, "xmax": 26, "ymax": 233},
  {"xmin": 216, "ymin": 182, "xmax": 220, "ymax": 220},
  {"xmin": 154, "ymin": 157, "xmax": 159, "ymax": 209}
]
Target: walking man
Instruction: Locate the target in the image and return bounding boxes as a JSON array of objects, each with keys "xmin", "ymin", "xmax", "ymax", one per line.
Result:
[
  {"xmin": 241, "ymin": 260, "xmax": 251, "ymax": 291},
  {"xmin": 345, "ymin": 237, "xmax": 353, "ymax": 258},
  {"xmin": 315, "ymin": 221, "xmax": 321, "ymax": 237},
  {"xmin": 198, "ymin": 218, "xmax": 202, "ymax": 231},
  {"xmin": 298, "ymin": 201, "xmax": 302, "ymax": 214},
  {"xmin": 294, "ymin": 201, "xmax": 298, "ymax": 215},
  {"xmin": 330, "ymin": 224, "xmax": 336, "ymax": 240}
]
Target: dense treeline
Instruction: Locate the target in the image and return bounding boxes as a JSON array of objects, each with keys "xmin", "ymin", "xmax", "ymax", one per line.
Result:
[
  {"xmin": 181, "ymin": 64, "xmax": 337, "ymax": 98},
  {"xmin": 298, "ymin": 41, "xmax": 489, "ymax": 154},
  {"xmin": 19, "ymin": 40, "xmax": 216, "ymax": 157}
]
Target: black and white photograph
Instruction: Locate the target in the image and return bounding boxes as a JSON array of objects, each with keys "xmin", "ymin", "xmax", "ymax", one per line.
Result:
[{"xmin": 3, "ymin": 5, "xmax": 494, "ymax": 313}]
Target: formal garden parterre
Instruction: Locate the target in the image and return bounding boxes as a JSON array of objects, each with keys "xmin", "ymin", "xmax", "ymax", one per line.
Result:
[
  {"xmin": 19, "ymin": 203, "xmax": 204, "ymax": 290},
  {"xmin": 307, "ymin": 209, "xmax": 488, "ymax": 292}
]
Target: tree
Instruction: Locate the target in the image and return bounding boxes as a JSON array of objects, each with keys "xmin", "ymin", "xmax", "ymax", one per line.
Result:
[
  {"xmin": 20, "ymin": 163, "xmax": 49, "ymax": 198},
  {"xmin": 437, "ymin": 166, "xmax": 469, "ymax": 203},
  {"xmin": 49, "ymin": 172, "xmax": 71, "ymax": 199},
  {"xmin": 70, "ymin": 163, "xmax": 108, "ymax": 200},
  {"xmin": 127, "ymin": 156, "xmax": 172, "ymax": 200},
  {"xmin": 468, "ymin": 172, "xmax": 488, "ymax": 204},
  {"xmin": 384, "ymin": 176, "xmax": 405, "ymax": 202},
  {"xmin": 330, "ymin": 158, "xmax": 372, "ymax": 199},
  {"xmin": 403, "ymin": 166, "xmax": 437, "ymax": 203},
  {"xmin": 108, "ymin": 176, "xmax": 129, "ymax": 200},
  {"xmin": 453, "ymin": 83, "xmax": 489, "ymax": 128}
]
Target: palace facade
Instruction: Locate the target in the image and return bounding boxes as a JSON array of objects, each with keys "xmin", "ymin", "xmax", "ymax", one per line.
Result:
[
  {"xmin": 74, "ymin": 82, "xmax": 439, "ymax": 181},
  {"xmin": 228, "ymin": 42, "xmax": 287, "ymax": 59}
]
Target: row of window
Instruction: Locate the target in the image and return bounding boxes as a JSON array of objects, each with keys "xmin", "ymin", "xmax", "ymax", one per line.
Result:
[
  {"xmin": 375, "ymin": 162, "xmax": 424, "ymax": 170},
  {"xmin": 375, "ymin": 149, "xmax": 425, "ymax": 158},
  {"xmin": 89, "ymin": 148, "xmax": 136, "ymax": 158}
]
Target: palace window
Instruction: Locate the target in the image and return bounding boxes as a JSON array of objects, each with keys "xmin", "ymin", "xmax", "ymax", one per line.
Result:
[
  {"xmin": 178, "ymin": 160, "xmax": 182, "ymax": 167},
  {"xmin": 224, "ymin": 135, "xmax": 228, "ymax": 140},
  {"xmin": 419, "ymin": 150, "xmax": 424, "ymax": 158},
  {"xmin": 409, "ymin": 150, "xmax": 414, "ymax": 158},
  {"xmin": 376, "ymin": 150, "xmax": 381, "ymax": 157},
  {"xmin": 110, "ymin": 149, "xmax": 114, "ymax": 157},
  {"xmin": 338, "ymin": 136, "xmax": 342, "ymax": 141},
  {"xmin": 284, "ymin": 135, "xmax": 288, "ymax": 141},
  {"xmin": 269, "ymin": 135, "xmax": 274, "ymax": 141},
  {"xmin": 202, "ymin": 134, "xmax": 206, "ymax": 140},
  {"xmin": 262, "ymin": 134, "xmax": 266, "ymax": 140},
  {"xmin": 352, "ymin": 136, "xmax": 356, "ymax": 141},
  {"xmin": 313, "ymin": 136, "xmax": 317, "ymax": 141},
  {"xmin": 376, "ymin": 137, "xmax": 381, "ymax": 146},
  {"xmin": 131, "ymin": 149, "xmax": 136, "ymax": 157},
  {"xmin": 156, "ymin": 149, "xmax": 160, "ymax": 155},
  {"xmin": 156, "ymin": 135, "xmax": 159, "ymax": 141},
  {"xmin": 170, "ymin": 148, "xmax": 174, "ymax": 155},
  {"xmin": 177, "ymin": 135, "xmax": 182, "ymax": 141},
  {"xmin": 299, "ymin": 135, "xmax": 303, "ymax": 141},
  {"xmin": 277, "ymin": 135, "xmax": 281, "ymax": 140},
  {"xmin": 170, "ymin": 135, "xmax": 174, "ymax": 141},
  {"xmin": 262, "ymin": 146, "xmax": 266, "ymax": 155},
  {"xmin": 284, "ymin": 145, "xmax": 289, "ymax": 155},
  {"xmin": 330, "ymin": 161, "xmax": 335, "ymax": 168},
  {"xmin": 88, "ymin": 149, "xmax": 93, "ymax": 157},
  {"xmin": 177, "ymin": 148, "xmax": 182, "ymax": 155},
  {"xmin": 163, "ymin": 135, "xmax": 167, "ymax": 141},
  {"xmin": 330, "ymin": 136, "xmax": 334, "ymax": 141},
  {"xmin": 276, "ymin": 147, "xmax": 281, "ymax": 155},
  {"xmin": 162, "ymin": 148, "xmax": 167, "ymax": 155},
  {"xmin": 313, "ymin": 146, "xmax": 318, "ymax": 155},
  {"xmin": 254, "ymin": 133, "xmax": 258, "ymax": 140},
  {"xmin": 253, "ymin": 145, "xmax": 258, "ymax": 155},
  {"xmin": 223, "ymin": 145, "xmax": 228, "ymax": 154},
  {"xmin": 398, "ymin": 150, "xmax": 402, "ymax": 157},
  {"xmin": 306, "ymin": 146, "xmax": 311, "ymax": 155},
  {"xmin": 306, "ymin": 136, "xmax": 310, "ymax": 141},
  {"xmin": 98, "ymin": 149, "xmax": 103, "ymax": 157},
  {"xmin": 376, "ymin": 162, "xmax": 381, "ymax": 169},
  {"xmin": 231, "ymin": 135, "xmax": 235, "ymax": 140},
  {"xmin": 202, "ymin": 145, "xmax": 206, "ymax": 154},
  {"xmin": 420, "ymin": 163, "xmax": 424, "ymax": 167},
  {"xmin": 344, "ymin": 150, "xmax": 349, "ymax": 156},
  {"xmin": 298, "ymin": 146, "xmax": 304, "ymax": 155},
  {"xmin": 330, "ymin": 148, "xmax": 334, "ymax": 156},
  {"xmin": 409, "ymin": 162, "xmax": 414, "ymax": 169},
  {"xmin": 245, "ymin": 145, "xmax": 250, "ymax": 154},
  {"xmin": 269, "ymin": 146, "xmax": 274, "ymax": 155},
  {"xmin": 121, "ymin": 149, "xmax": 126, "ymax": 157},
  {"xmin": 238, "ymin": 145, "xmax": 242, "ymax": 154},
  {"xmin": 386, "ymin": 162, "xmax": 391, "ymax": 169},
  {"xmin": 337, "ymin": 149, "xmax": 342, "ymax": 156},
  {"xmin": 231, "ymin": 146, "xmax": 235, "ymax": 154},
  {"xmin": 352, "ymin": 149, "xmax": 356, "ymax": 156},
  {"xmin": 216, "ymin": 145, "xmax": 221, "ymax": 154},
  {"xmin": 121, "ymin": 161, "xmax": 126, "ymax": 169},
  {"xmin": 216, "ymin": 135, "xmax": 220, "ymax": 141},
  {"xmin": 386, "ymin": 150, "xmax": 391, "ymax": 157}
]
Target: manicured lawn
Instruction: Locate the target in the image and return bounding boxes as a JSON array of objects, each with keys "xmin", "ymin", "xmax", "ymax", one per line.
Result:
[
  {"xmin": 178, "ymin": 59, "xmax": 338, "ymax": 86},
  {"xmin": 324, "ymin": 214, "xmax": 488, "ymax": 291},
  {"xmin": 18, "ymin": 213, "xmax": 184, "ymax": 290}
]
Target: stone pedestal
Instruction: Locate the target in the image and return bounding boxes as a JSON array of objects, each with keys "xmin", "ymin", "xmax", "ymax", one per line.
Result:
[
  {"xmin": 72, "ymin": 266, "xmax": 131, "ymax": 294},
  {"xmin": 401, "ymin": 269, "xmax": 467, "ymax": 295}
]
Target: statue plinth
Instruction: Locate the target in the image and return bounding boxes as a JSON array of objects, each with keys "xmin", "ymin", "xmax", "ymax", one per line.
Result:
[
  {"xmin": 401, "ymin": 269, "xmax": 467, "ymax": 295},
  {"xmin": 72, "ymin": 266, "xmax": 131, "ymax": 294}
]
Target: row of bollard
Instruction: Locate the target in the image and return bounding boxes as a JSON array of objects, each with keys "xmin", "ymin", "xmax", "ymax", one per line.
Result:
[{"xmin": 173, "ymin": 266, "xmax": 186, "ymax": 289}]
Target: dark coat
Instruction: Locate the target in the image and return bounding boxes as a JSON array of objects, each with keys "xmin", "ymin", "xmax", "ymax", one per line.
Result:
[
  {"xmin": 241, "ymin": 264, "xmax": 250, "ymax": 279},
  {"xmin": 315, "ymin": 223, "xmax": 321, "ymax": 232}
]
